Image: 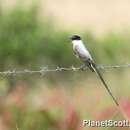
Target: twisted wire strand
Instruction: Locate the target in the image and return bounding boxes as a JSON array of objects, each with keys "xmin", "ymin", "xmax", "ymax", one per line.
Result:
[{"xmin": 0, "ymin": 64, "xmax": 129, "ymax": 76}]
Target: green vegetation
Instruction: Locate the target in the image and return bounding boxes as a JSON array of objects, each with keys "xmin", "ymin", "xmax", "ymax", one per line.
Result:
[
  {"xmin": 0, "ymin": 5, "xmax": 130, "ymax": 130},
  {"xmin": 0, "ymin": 6, "xmax": 130, "ymax": 70}
]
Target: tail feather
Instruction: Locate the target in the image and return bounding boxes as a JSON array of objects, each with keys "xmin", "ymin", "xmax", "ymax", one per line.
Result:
[
  {"xmin": 85, "ymin": 61, "xmax": 95, "ymax": 72},
  {"xmin": 91, "ymin": 62, "xmax": 119, "ymax": 106}
]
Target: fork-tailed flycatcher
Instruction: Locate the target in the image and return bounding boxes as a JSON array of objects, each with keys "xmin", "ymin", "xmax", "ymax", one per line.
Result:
[{"xmin": 70, "ymin": 35, "xmax": 119, "ymax": 106}]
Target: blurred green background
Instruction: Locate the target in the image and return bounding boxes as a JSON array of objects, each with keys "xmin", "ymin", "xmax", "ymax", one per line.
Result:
[{"xmin": 0, "ymin": 0, "xmax": 130, "ymax": 130}]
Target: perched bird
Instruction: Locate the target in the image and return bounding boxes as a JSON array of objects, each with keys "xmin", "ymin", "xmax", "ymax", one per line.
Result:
[{"xmin": 70, "ymin": 35, "xmax": 119, "ymax": 106}]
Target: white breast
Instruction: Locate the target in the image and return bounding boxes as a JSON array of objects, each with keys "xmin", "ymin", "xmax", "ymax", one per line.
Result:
[{"xmin": 72, "ymin": 40, "xmax": 93, "ymax": 60}]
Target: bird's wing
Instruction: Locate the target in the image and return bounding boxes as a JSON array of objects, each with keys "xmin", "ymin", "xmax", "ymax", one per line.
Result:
[{"xmin": 74, "ymin": 44, "xmax": 93, "ymax": 61}]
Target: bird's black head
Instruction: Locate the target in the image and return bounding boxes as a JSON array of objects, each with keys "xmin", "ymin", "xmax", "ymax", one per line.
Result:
[{"xmin": 70, "ymin": 35, "xmax": 81, "ymax": 41}]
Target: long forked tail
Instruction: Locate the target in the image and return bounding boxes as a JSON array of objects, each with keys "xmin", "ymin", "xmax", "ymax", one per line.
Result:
[{"xmin": 91, "ymin": 62, "xmax": 119, "ymax": 106}]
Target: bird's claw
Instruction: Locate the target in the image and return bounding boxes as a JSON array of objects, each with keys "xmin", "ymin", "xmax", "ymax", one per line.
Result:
[{"xmin": 79, "ymin": 64, "xmax": 87, "ymax": 71}]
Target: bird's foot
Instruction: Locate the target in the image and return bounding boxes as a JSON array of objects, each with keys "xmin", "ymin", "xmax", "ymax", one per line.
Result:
[{"xmin": 79, "ymin": 64, "xmax": 87, "ymax": 71}]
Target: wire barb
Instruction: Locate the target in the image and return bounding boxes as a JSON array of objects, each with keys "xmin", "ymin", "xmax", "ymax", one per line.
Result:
[{"xmin": 0, "ymin": 64, "xmax": 129, "ymax": 76}]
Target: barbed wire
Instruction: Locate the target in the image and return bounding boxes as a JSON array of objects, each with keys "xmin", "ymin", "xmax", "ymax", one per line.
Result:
[{"xmin": 0, "ymin": 64, "xmax": 130, "ymax": 76}]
